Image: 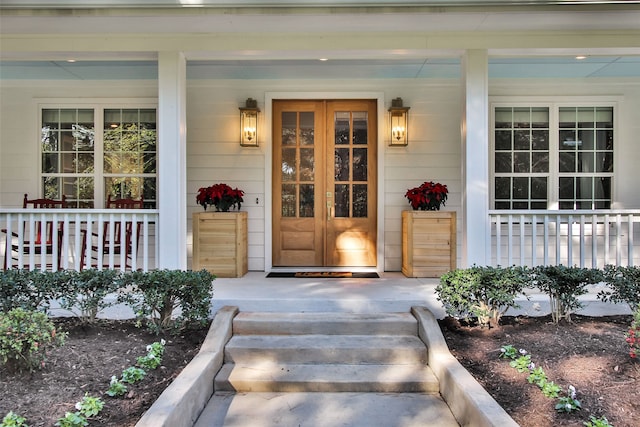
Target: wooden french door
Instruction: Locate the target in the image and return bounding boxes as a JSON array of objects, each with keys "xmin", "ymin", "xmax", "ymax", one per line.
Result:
[{"xmin": 272, "ymin": 99, "xmax": 377, "ymax": 267}]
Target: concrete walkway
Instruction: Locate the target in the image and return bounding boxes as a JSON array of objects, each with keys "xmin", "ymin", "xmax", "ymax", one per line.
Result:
[{"xmin": 195, "ymin": 392, "xmax": 460, "ymax": 427}]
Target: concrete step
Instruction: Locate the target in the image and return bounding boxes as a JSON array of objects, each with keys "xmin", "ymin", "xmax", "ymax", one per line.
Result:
[
  {"xmin": 232, "ymin": 311, "xmax": 418, "ymax": 336},
  {"xmin": 215, "ymin": 362, "xmax": 439, "ymax": 393},
  {"xmin": 224, "ymin": 334, "xmax": 428, "ymax": 365}
]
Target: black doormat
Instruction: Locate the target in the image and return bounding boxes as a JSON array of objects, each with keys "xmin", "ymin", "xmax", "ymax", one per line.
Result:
[{"xmin": 266, "ymin": 271, "xmax": 379, "ymax": 278}]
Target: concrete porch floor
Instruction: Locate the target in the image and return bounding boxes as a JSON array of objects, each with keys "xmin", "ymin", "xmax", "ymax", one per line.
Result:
[{"xmin": 210, "ymin": 271, "xmax": 632, "ymax": 318}]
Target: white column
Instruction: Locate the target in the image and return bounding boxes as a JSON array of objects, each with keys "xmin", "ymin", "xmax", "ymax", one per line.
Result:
[
  {"xmin": 157, "ymin": 51, "xmax": 187, "ymax": 269},
  {"xmin": 461, "ymin": 49, "xmax": 490, "ymax": 267}
]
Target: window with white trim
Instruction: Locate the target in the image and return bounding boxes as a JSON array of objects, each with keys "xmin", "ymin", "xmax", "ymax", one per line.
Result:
[
  {"xmin": 491, "ymin": 103, "xmax": 614, "ymax": 210},
  {"xmin": 40, "ymin": 105, "xmax": 157, "ymax": 208}
]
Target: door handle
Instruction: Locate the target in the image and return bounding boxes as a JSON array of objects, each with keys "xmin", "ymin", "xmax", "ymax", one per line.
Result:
[{"xmin": 327, "ymin": 202, "xmax": 332, "ymax": 221}]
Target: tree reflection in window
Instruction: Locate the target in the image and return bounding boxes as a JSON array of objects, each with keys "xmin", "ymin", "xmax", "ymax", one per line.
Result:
[{"xmin": 103, "ymin": 109, "xmax": 157, "ymax": 208}]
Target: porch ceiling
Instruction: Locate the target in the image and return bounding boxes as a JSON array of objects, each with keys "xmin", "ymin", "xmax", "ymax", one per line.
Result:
[{"xmin": 1, "ymin": 56, "xmax": 640, "ymax": 80}]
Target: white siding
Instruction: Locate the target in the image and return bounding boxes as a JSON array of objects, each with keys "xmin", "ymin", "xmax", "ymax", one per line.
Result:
[{"xmin": 2, "ymin": 77, "xmax": 639, "ymax": 272}]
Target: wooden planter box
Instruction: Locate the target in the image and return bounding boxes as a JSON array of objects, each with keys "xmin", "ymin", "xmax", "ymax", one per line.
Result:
[
  {"xmin": 402, "ymin": 210, "xmax": 456, "ymax": 278},
  {"xmin": 192, "ymin": 211, "xmax": 248, "ymax": 278}
]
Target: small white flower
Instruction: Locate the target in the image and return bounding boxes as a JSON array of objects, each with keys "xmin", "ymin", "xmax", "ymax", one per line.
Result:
[
  {"xmin": 528, "ymin": 362, "xmax": 535, "ymax": 370},
  {"xmin": 75, "ymin": 401, "xmax": 82, "ymax": 410},
  {"xmin": 568, "ymin": 385, "xmax": 577, "ymax": 399},
  {"xmin": 519, "ymin": 349, "xmax": 528, "ymax": 355},
  {"xmin": 110, "ymin": 375, "xmax": 118, "ymax": 385},
  {"xmin": 566, "ymin": 403, "xmax": 572, "ymax": 411},
  {"xmin": 148, "ymin": 353, "xmax": 156, "ymax": 360},
  {"xmin": 160, "ymin": 339, "xmax": 166, "ymax": 346},
  {"xmin": 146, "ymin": 344, "xmax": 152, "ymax": 352}
]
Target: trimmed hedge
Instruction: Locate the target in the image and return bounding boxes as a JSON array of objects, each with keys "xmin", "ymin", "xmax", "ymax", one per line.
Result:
[
  {"xmin": 0, "ymin": 269, "xmax": 215, "ymax": 333},
  {"xmin": 436, "ymin": 264, "xmax": 639, "ymax": 325}
]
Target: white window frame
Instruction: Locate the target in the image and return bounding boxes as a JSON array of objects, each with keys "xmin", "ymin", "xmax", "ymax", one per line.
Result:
[
  {"xmin": 38, "ymin": 99, "xmax": 158, "ymax": 208},
  {"xmin": 490, "ymin": 96, "xmax": 619, "ymax": 211}
]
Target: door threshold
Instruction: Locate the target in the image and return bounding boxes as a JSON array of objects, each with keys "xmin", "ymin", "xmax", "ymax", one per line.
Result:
[
  {"xmin": 269, "ymin": 267, "xmax": 378, "ymax": 274},
  {"xmin": 266, "ymin": 271, "xmax": 380, "ymax": 278}
]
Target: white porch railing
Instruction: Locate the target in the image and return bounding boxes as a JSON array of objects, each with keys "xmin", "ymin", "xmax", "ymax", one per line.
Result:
[
  {"xmin": 1, "ymin": 209, "xmax": 158, "ymax": 272},
  {"xmin": 489, "ymin": 210, "xmax": 640, "ymax": 268}
]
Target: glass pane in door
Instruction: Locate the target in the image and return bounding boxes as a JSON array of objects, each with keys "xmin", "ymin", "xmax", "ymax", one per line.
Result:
[
  {"xmin": 334, "ymin": 148, "xmax": 349, "ymax": 181},
  {"xmin": 281, "ymin": 111, "xmax": 316, "ymax": 219},
  {"xmin": 335, "ymin": 112, "xmax": 350, "ymax": 145},
  {"xmin": 282, "ymin": 148, "xmax": 296, "ymax": 181},
  {"xmin": 300, "ymin": 112, "xmax": 314, "ymax": 145},
  {"xmin": 353, "ymin": 184, "xmax": 367, "ymax": 217},
  {"xmin": 282, "ymin": 183, "xmax": 296, "ymax": 217},
  {"xmin": 334, "ymin": 184, "xmax": 349, "ymax": 218},
  {"xmin": 353, "ymin": 112, "xmax": 368, "ymax": 144},
  {"xmin": 300, "ymin": 184, "xmax": 314, "ymax": 217},
  {"xmin": 282, "ymin": 112, "xmax": 297, "ymax": 145},
  {"xmin": 353, "ymin": 148, "xmax": 367, "ymax": 181}
]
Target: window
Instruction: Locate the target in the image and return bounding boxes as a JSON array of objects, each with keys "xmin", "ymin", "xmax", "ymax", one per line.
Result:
[
  {"xmin": 491, "ymin": 102, "xmax": 614, "ymax": 210},
  {"xmin": 41, "ymin": 105, "xmax": 157, "ymax": 208}
]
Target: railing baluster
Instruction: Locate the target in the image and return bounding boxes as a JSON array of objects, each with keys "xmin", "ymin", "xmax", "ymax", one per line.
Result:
[
  {"xmin": 604, "ymin": 214, "xmax": 610, "ymax": 265},
  {"xmin": 97, "ymin": 213, "xmax": 104, "ymax": 270},
  {"xmin": 507, "ymin": 216, "xmax": 513, "ymax": 266},
  {"xmin": 495, "ymin": 215, "xmax": 501, "ymax": 266},
  {"xmin": 143, "ymin": 216, "xmax": 149, "ymax": 272},
  {"xmin": 579, "ymin": 215, "xmax": 585, "ymax": 268},
  {"xmin": 591, "ymin": 214, "xmax": 597, "ymax": 269},
  {"xmin": 628, "ymin": 214, "xmax": 634, "ymax": 266},
  {"xmin": 616, "ymin": 214, "xmax": 622, "ymax": 266},
  {"xmin": 51, "ymin": 213, "xmax": 59, "ymax": 271},
  {"xmin": 131, "ymin": 213, "xmax": 138, "ymax": 271},
  {"xmin": 543, "ymin": 215, "xmax": 549, "ymax": 266},
  {"xmin": 532, "ymin": 214, "xmax": 537, "ymax": 266},
  {"xmin": 555, "ymin": 214, "xmax": 561, "ymax": 265},
  {"xmin": 520, "ymin": 214, "xmax": 525, "ymax": 266}
]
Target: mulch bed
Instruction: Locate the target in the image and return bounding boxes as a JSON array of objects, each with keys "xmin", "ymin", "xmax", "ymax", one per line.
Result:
[
  {"xmin": 0, "ymin": 318, "xmax": 209, "ymax": 427},
  {"xmin": 440, "ymin": 314, "xmax": 638, "ymax": 427}
]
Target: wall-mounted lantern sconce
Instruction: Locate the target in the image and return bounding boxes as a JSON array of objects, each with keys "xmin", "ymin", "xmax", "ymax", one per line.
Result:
[
  {"xmin": 388, "ymin": 97, "xmax": 410, "ymax": 146},
  {"xmin": 240, "ymin": 98, "xmax": 260, "ymax": 146}
]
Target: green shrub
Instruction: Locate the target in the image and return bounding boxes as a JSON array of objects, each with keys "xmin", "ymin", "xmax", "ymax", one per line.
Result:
[
  {"xmin": 436, "ymin": 265, "xmax": 529, "ymax": 328},
  {"xmin": 531, "ymin": 265, "xmax": 603, "ymax": 323},
  {"xmin": 58, "ymin": 269, "xmax": 121, "ymax": 323},
  {"xmin": 599, "ymin": 264, "xmax": 640, "ymax": 312},
  {"xmin": 118, "ymin": 269, "xmax": 214, "ymax": 334},
  {"xmin": 0, "ymin": 269, "xmax": 70, "ymax": 313},
  {"xmin": 0, "ymin": 308, "xmax": 66, "ymax": 372}
]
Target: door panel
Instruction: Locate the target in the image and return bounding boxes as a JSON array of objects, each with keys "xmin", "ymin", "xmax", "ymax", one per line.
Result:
[
  {"xmin": 272, "ymin": 99, "xmax": 376, "ymax": 267},
  {"xmin": 273, "ymin": 101, "xmax": 325, "ymax": 266},
  {"xmin": 326, "ymin": 101, "xmax": 377, "ymax": 266}
]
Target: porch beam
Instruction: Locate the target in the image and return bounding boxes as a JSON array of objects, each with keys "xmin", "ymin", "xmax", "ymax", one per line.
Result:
[
  {"xmin": 461, "ymin": 49, "xmax": 489, "ymax": 267},
  {"xmin": 158, "ymin": 51, "xmax": 187, "ymax": 270}
]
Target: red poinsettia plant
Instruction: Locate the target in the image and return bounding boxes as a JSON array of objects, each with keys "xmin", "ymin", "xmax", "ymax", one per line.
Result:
[
  {"xmin": 405, "ymin": 181, "xmax": 448, "ymax": 211},
  {"xmin": 196, "ymin": 183, "xmax": 244, "ymax": 212}
]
